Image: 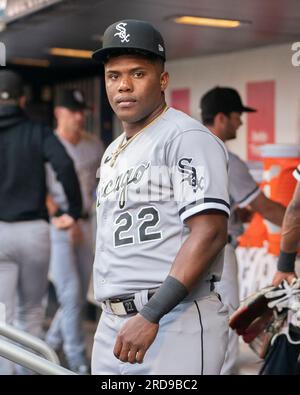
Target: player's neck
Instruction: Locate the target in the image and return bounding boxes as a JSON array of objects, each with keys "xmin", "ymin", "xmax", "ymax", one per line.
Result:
[
  {"xmin": 122, "ymin": 101, "xmax": 167, "ymax": 138},
  {"xmin": 207, "ymin": 125, "xmax": 226, "ymax": 142}
]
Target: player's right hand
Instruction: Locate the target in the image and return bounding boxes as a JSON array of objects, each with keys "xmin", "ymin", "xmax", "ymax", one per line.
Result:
[
  {"xmin": 113, "ymin": 313, "xmax": 159, "ymax": 364},
  {"xmin": 272, "ymin": 270, "xmax": 297, "ymax": 286},
  {"xmin": 51, "ymin": 213, "xmax": 75, "ymax": 230}
]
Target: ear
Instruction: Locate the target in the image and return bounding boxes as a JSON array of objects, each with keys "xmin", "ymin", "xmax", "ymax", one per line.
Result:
[
  {"xmin": 160, "ymin": 71, "xmax": 169, "ymax": 92},
  {"xmin": 214, "ymin": 112, "xmax": 227, "ymax": 126},
  {"xmin": 54, "ymin": 107, "xmax": 61, "ymax": 120}
]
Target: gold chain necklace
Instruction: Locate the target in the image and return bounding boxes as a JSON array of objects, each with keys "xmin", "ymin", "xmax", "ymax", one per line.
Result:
[{"xmin": 109, "ymin": 105, "xmax": 169, "ymax": 167}]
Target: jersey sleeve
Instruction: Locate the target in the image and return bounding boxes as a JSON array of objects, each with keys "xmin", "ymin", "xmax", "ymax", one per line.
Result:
[
  {"xmin": 165, "ymin": 130, "xmax": 230, "ymax": 222},
  {"xmin": 293, "ymin": 164, "xmax": 300, "ymax": 182},
  {"xmin": 228, "ymin": 152, "xmax": 260, "ymax": 208},
  {"xmin": 42, "ymin": 127, "xmax": 82, "ymax": 219}
]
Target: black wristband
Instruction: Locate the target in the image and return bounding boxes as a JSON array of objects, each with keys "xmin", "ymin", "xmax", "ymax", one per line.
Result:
[
  {"xmin": 277, "ymin": 250, "xmax": 297, "ymax": 272},
  {"xmin": 140, "ymin": 276, "xmax": 189, "ymax": 324}
]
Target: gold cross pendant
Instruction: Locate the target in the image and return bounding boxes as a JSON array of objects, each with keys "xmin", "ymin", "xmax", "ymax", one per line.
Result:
[{"xmin": 110, "ymin": 149, "xmax": 120, "ymax": 167}]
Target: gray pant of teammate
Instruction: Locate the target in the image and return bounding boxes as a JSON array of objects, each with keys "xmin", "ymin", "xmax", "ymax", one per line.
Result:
[
  {"xmin": 92, "ymin": 292, "xmax": 229, "ymax": 375},
  {"xmin": 46, "ymin": 220, "xmax": 94, "ymax": 369},
  {"xmin": 0, "ymin": 220, "xmax": 50, "ymax": 375},
  {"xmin": 215, "ymin": 243, "xmax": 240, "ymax": 375}
]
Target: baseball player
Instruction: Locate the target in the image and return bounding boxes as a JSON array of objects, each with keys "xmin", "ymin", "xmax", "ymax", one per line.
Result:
[
  {"xmin": 91, "ymin": 20, "xmax": 230, "ymax": 375},
  {"xmin": 200, "ymin": 87, "xmax": 286, "ymax": 374},
  {"xmin": 0, "ymin": 71, "xmax": 82, "ymax": 374},
  {"xmin": 45, "ymin": 89, "xmax": 104, "ymax": 374},
  {"xmin": 273, "ymin": 164, "xmax": 300, "ymax": 286}
]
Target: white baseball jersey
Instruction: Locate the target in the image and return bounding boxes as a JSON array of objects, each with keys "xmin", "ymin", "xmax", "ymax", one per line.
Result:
[
  {"xmin": 293, "ymin": 164, "xmax": 300, "ymax": 182},
  {"xmin": 228, "ymin": 151, "xmax": 260, "ymax": 239},
  {"xmin": 93, "ymin": 107, "xmax": 230, "ymax": 302}
]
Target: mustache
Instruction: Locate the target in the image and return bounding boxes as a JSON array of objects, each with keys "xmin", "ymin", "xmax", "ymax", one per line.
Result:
[{"xmin": 115, "ymin": 96, "xmax": 137, "ymax": 104}]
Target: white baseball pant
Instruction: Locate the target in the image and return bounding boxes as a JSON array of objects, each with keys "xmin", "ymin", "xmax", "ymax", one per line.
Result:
[{"xmin": 92, "ymin": 292, "xmax": 229, "ymax": 375}]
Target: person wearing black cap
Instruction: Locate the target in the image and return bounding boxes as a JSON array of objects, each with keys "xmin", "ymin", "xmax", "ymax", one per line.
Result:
[
  {"xmin": 91, "ymin": 20, "xmax": 231, "ymax": 375},
  {"xmin": 200, "ymin": 86, "xmax": 285, "ymax": 374},
  {"xmin": 45, "ymin": 88, "xmax": 104, "ymax": 374},
  {"xmin": 0, "ymin": 71, "xmax": 82, "ymax": 374}
]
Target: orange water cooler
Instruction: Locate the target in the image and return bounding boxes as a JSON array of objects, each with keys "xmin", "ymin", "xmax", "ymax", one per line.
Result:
[{"xmin": 239, "ymin": 144, "xmax": 300, "ymax": 255}]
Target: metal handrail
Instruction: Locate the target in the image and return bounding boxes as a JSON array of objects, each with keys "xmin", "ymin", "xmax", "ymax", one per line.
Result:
[
  {"xmin": 0, "ymin": 337, "xmax": 76, "ymax": 375},
  {"xmin": 0, "ymin": 303, "xmax": 76, "ymax": 375},
  {"xmin": 0, "ymin": 323, "xmax": 59, "ymax": 365}
]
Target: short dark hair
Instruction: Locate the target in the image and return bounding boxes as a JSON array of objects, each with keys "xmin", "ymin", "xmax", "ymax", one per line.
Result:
[{"xmin": 202, "ymin": 111, "xmax": 231, "ymax": 126}]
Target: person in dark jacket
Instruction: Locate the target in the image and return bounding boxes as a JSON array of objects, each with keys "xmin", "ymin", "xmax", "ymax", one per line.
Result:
[{"xmin": 0, "ymin": 70, "xmax": 82, "ymax": 374}]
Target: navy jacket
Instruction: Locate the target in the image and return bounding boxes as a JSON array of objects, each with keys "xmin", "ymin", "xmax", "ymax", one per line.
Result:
[{"xmin": 0, "ymin": 105, "xmax": 82, "ymax": 222}]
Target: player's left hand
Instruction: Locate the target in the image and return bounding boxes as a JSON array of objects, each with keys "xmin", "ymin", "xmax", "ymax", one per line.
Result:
[
  {"xmin": 51, "ymin": 213, "xmax": 75, "ymax": 230},
  {"xmin": 272, "ymin": 270, "xmax": 297, "ymax": 286},
  {"xmin": 113, "ymin": 313, "xmax": 159, "ymax": 364}
]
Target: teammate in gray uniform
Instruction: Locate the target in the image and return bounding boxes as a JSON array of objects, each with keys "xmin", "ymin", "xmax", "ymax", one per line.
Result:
[
  {"xmin": 273, "ymin": 163, "xmax": 300, "ymax": 286},
  {"xmin": 45, "ymin": 89, "xmax": 104, "ymax": 374},
  {"xmin": 200, "ymin": 86, "xmax": 285, "ymax": 374},
  {"xmin": 0, "ymin": 71, "xmax": 82, "ymax": 374},
  {"xmin": 91, "ymin": 20, "xmax": 230, "ymax": 375}
]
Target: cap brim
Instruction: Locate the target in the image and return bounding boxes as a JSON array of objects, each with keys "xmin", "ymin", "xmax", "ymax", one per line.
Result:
[
  {"xmin": 58, "ymin": 104, "xmax": 89, "ymax": 111},
  {"xmin": 92, "ymin": 46, "xmax": 165, "ymax": 63},
  {"xmin": 92, "ymin": 47, "xmax": 113, "ymax": 62},
  {"xmin": 241, "ymin": 105, "xmax": 257, "ymax": 113}
]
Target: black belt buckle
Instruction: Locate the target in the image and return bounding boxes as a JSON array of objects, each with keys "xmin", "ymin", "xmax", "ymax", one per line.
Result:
[
  {"xmin": 109, "ymin": 294, "xmax": 138, "ymax": 315},
  {"xmin": 122, "ymin": 298, "xmax": 138, "ymax": 314},
  {"xmin": 109, "ymin": 289, "xmax": 158, "ymax": 315}
]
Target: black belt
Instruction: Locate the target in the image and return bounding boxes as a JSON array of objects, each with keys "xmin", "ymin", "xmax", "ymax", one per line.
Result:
[
  {"xmin": 53, "ymin": 209, "xmax": 90, "ymax": 220},
  {"xmin": 106, "ymin": 289, "xmax": 157, "ymax": 315}
]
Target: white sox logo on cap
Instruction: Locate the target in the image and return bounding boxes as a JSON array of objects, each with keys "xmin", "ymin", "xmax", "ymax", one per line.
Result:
[
  {"xmin": 114, "ymin": 22, "xmax": 130, "ymax": 43},
  {"xmin": 73, "ymin": 90, "xmax": 84, "ymax": 103}
]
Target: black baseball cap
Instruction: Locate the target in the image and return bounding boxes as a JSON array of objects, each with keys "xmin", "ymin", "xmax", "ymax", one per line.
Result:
[
  {"xmin": 200, "ymin": 87, "xmax": 256, "ymax": 119},
  {"xmin": 0, "ymin": 70, "xmax": 23, "ymax": 101},
  {"xmin": 92, "ymin": 19, "xmax": 166, "ymax": 63},
  {"xmin": 55, "ymin": 88, "xmax": 88, "ymax": 111}
]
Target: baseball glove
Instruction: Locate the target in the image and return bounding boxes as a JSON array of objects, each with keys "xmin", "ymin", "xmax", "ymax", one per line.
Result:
[
  {"xmin": 229, "ymin": 280, "xmax": 300, "ymax": 358},
  {"xmin": 229, "ymin": 285, "xmax": 275, "ymax": 342}
]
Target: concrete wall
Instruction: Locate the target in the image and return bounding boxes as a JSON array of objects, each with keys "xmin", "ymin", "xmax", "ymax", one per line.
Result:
[{"xmin": 165, "ymin": 43, "xmax": 300, "ymax": 160}]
